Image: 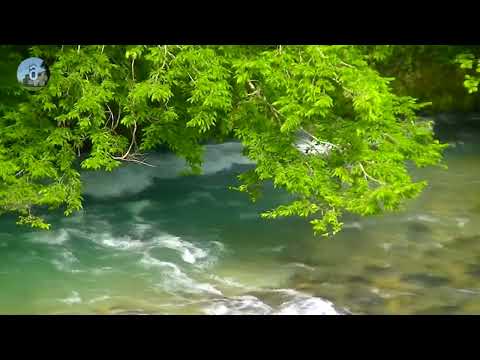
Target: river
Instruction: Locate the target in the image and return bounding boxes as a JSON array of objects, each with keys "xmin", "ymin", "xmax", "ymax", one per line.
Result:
[{"xmin": 0, "ymin": 113, "xmax": 479, "ymax": 315}]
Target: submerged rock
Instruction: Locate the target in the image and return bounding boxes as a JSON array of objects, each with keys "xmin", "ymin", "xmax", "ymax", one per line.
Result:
[
  {"xmin": 408, "ymin": 222, "xmax": 431, "ymax": 234},
  {"xmin": 345, "ymin": 286, "xmax": 386, "ymax": 313},
  {"xmin": 450, "ymin": 234, "xmax": 480, "ymax": 247},
  {"xmin": 364, "ymin": 264, "xmax": 394, "ymax": 276},
  {"xmin": 401, "ymin": 273, "xmax": 450, "ymax": 287},
  {"xmin": 347, "ymin": 275, "xmax": 371, "ymax": 286}
]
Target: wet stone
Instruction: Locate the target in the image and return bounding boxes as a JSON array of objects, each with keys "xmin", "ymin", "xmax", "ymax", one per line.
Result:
[
  {"xmin": 408, "ymin": 222, "xmax": 432, "ymax": 234},
  {"xmin": 423, "ymin": 248, "xmax": 444, "ymax": 257},
  {"xmin": 347, "ymin": 275, "xmax": 371, "ymax": 286}
]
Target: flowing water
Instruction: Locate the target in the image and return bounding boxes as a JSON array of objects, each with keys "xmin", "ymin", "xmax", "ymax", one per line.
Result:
[{"xmin": 1, "ymin": 113, "xmax": 480, "ymax": 315}]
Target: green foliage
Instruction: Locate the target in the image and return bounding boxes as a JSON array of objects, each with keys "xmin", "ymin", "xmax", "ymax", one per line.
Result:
[
  {"xmin": 455, "ymin": 52, "xmax": 480, "ymax": 93},
  {"xmin": 0, "ymin": 45, "xmax": 448, "ymax": 235}
]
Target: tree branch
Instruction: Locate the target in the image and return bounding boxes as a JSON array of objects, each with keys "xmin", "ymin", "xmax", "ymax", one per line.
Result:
[
  {"xmin": 118, "ymin": 122, "xmax": 137, "ymax": 160},
  {"xmin": 358, "ymin": 163, "xmax": 385, "ymax": 185},
  {"xmin": 340, "ymin": 60, "xmax": 354, "ymax": 68},
  {"xmin": 106, "ymin": 105, "xmax": 115, "ymax": 129},
  {"xmin": 131, "ymin": 58, "xmax": 136, "ymax": 81},
  {"xmin": 247, "ymin": 80, "xmax": 281, "ymax": 123},
  {"xmin": 112, "ymin": 155, "xmax": 156, "ymax": 167}
]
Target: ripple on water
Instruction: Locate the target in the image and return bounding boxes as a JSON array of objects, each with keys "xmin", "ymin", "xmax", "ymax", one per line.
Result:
[
  {"xmin": 51, "ymin": 249, "xmax": 81, "ymax": 273},
  {"xmin": 140, "ymin": 253, "xmax": 223, "ymax": 297}
]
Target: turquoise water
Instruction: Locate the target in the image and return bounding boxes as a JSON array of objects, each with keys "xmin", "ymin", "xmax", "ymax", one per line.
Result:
[{"xmin": 1, "ymin": 115, "xmax": 480, "ymax": 314}]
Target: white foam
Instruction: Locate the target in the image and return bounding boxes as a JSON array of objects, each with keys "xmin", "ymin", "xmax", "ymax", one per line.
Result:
[
  {"xmin": 407, "ymin": 214, "xmax": 439, "ymax": 223},
  {"xmin": 275, "ymin": 298, "xmax": 339, "ymax": 315},
  {"xmin": 208, "ymin": 274, "xmax": 251, "ymax": 290},
  {"xmin": 381, "ymin": 243, "xmax": 392, "ymax": 252},
  {"xmin": 210, "ymin": 241, "xmax": 226, "ymax": 252},
  {"xmin": 60, "ymin": 291, "xmax": 82, "ymax": 305},
  {"xmin": 271, "ymin": 245, "xmax": 286, "ymax": 252},
  {"xmin": 52, "ymin": 249, "xmax": 80, "ymax": 272},
  {"xmin": 91, "ymin": 230, "xmax": 217, "ymax": 268},
  {"xmin": 285, "ymin": 263, "xmax": 316, "ymax": 271},
  {"xmin": 132, "ymin": 223, "xmax": 153, "ymax": 237},
  {"xmin": 456, "ymin": 288, "xmax": 480, "ymax": 295},
  {"xmin": 201, "ymin": 142, "xmax": 255, "ymax": 174},
  {"xmin": 88, "ymin": 295, "xmax": 111, "ymax": 304},
  {"xmin": 176, "ymin": 191, "xmax": 217, "ymax": 207},
  {"xmin": 455, "ymin": 217, "xmax": 470, "ymax": 228},
  {"xmin": 204, "ymin": 288, "xmax": 342, "ymax": 315},
  {"xmin": 204, "ymin": 295, "xmax": 273, "ymax": 315},
  {"xmin": 151, "ymin": 235, "xmax": 208, "ymax": 265},
  {"xmin": 344, "ymin": 221, "xmax": 363, "ymax": 230},
  {"xmin": 81, "ymin": 142, "xmax": 255, "ymax": 199},
  {"xmin": 97, "ymin": 234, "xmax": 145, "ymax": 251},
  {"xmin": 124, "ymin": 200, "xmax": 153, "ymax": 218},
  {"xmin": 30, "ymin": 228, "xmax": 70, "ymax": 245},
  {"xmin": 139, "ymin": 253, "xmax": 180, "ymax": 270},
  {"xmin": 272, "ymin": 289, "xmax": 340, "ymax": 315},
  {"xmin": 140, "ymin": 253, "xmax": 222, "ymax": 296}
]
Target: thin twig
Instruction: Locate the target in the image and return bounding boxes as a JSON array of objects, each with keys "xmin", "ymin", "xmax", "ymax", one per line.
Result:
[
  {"xmin": 339, "ymin": 60, "xmax": 354, "ymax": 68},
  {"xmin": 121, "ymin": 122, "xmax": 137, "ymax": 160},
  {"xmin": 332, "ymin": 76, "xmax": 355, "ymax": 96},
  {"xmin": 358, "ymin": 163, "xmax": 385, "ymax": 185},
  {"xmin": 247, "ymin": 80, "xmax": 281, "ymax": 123},
  {"xmin": 112, "ymin": 156, "xmax": 156, "ymax": 167},
  {"xmin": 115, "ymin": 105, "xmax": 122, "ymax": 130},
  {"xmin": 384, "ymin": 133, "xmax": 398, "ymax": 144},
  {"xmin": 161, "ymin": 45, "xmax": 168, "ymax": 69},
  {"xmin": 106, "ymin": 105, "xmax": 115, "ymax": 129},
  {"xmin": 303, "ymin": 160, "xmax": 314, "ymax": 176},
  {"xmin": 131, "ymin": 58, "xmax": 135, "ymax": 81}
]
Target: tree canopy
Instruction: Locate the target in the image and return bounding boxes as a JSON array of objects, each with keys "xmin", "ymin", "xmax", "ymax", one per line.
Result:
[{"xmin": 0, "ymin": 45, "xmax": 468, "ymax": 235}]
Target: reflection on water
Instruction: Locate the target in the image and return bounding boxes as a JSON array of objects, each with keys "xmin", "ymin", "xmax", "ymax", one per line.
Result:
[{"xmin": 0, "ymin": 114, "xmax": 480, "ymax": 314}]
